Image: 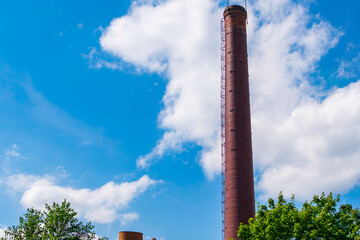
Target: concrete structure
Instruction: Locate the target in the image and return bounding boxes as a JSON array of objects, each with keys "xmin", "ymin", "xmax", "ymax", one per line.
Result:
[
  {"xmin": 119, "ymin": 231, "xmax": 143, "ymax": 240},
  {"xmin": 223, "ymin": 5, "xmax": 255, "ymax": 240}
]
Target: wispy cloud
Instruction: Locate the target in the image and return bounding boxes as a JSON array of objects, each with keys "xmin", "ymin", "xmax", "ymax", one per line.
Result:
[
  {"xmin": 1, "ymin": 144, "xmax": 28, "ymax": 173},
  {"xmin": 5, "ymin": 144, "xmax": 22, "ymax": 158},
  {"xmin": 119, "ymin": 212, "xmax": 139, "ymax": 226},
  {"xmin": 83, "ymin": 47, "xmax": 125, "ymax": 70},
  {"xmin": 336, "ymin": 53, "xmax": 360, "ymax": 79},
  {"xmin": 77, "ymin": 23, "xmax": 84, "ymax": 29},
  {"xmin": 0, "ymin": 64, "xmax": 108, "ymax": 148}
]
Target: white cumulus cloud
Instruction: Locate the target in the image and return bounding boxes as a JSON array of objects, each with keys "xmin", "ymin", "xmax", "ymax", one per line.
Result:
[
  {"xmin": 255, "ymin": 81, "xmax": 360, "ymax": 199},
  {"xmin": 100, "ymin": 0, "xmax": 223, "ymax": 178},
  {"xmin": 5, "ymin": 174, "xmax": 157, "ymax": 224},
  {"xmin": 97, "ymin": 0, "xmax": 360, "ymax": 200}
]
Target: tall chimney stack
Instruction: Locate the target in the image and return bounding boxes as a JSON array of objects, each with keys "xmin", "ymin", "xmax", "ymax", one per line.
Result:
[{"xmin": 223, "ymin": 5, "xmax": 255, "ymax": 240}]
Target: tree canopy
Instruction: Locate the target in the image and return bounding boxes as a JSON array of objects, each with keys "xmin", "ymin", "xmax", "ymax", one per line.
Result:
[
  {"xmin": 1, "ymin": 200, "xmax": 108, "ymax": 240},
  {"xmin": 236, "ymin": 192, "xmax": 360, "ymax": 240}
]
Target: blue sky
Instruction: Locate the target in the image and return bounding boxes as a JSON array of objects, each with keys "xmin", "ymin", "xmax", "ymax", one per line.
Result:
[{"xmin": 0, "ymin": 0, "xmax": 360, "ymax": 239}]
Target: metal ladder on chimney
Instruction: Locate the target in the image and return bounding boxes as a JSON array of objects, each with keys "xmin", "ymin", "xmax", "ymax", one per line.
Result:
[{"xmin": 220, "ymin": 18, "xmax": 226, "ymax": 240}]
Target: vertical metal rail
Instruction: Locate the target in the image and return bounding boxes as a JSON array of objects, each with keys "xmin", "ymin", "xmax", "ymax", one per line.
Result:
[
  {"xmin": 245, "ymin": 0, "xmax": 248, "ymax": 25},
  {"xmin": 220, "ymin": 18, "xmax": 226, "ymax": 240}
]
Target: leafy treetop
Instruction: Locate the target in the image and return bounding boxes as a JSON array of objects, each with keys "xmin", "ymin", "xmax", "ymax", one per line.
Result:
[
  {"xmin": 236, "ymin": 192, "xmax": 360, "ymax": 240},
  {"xmin": 1, "ymin": 200, "xmax": 108, "ymax": 240}
]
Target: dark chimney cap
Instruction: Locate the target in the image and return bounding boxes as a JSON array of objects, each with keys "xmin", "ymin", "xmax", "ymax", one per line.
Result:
[{"xmin": 223, "ymin": 5, "xmax": 247, "ymax": 17}]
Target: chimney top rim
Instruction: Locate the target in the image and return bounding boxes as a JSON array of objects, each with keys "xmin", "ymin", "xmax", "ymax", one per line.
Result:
[{"xmin": 223, "ymin": 5, "xmax": 247, "ymax": 17}]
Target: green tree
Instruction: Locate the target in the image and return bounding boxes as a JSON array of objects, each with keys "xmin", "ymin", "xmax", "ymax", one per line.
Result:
[
  {"xmin": 236, "ymin": 192, "xmax": 360, "ymax": 240},
  {"xmin": 1, "ymin": 200, "xmax": 108, "ymax": 240}
]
